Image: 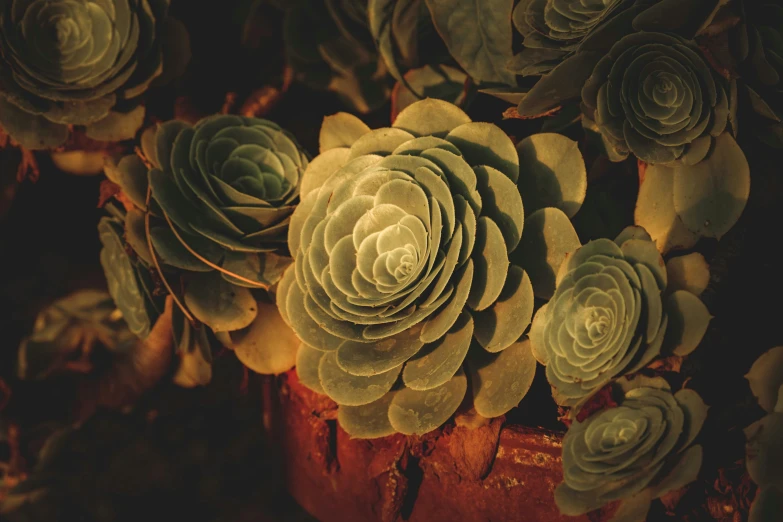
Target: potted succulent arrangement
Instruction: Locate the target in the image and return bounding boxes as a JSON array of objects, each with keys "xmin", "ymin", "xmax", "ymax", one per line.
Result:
[{"xmin": 1, "ymin": 1, "xmax": 780, "ymax": 522}]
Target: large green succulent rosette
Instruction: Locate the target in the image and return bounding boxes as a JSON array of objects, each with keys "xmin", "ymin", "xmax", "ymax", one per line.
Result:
[
  {"xmin": 530, "ymin": 226, "xmax": 711, "ymax": 411},
  {"xmin": 581, "ymin": 31, "xmax": 730, "ymax": 166},
  {"xmin": 556, "ymin": 376, "xmax": 707, "ymax": 521},
  {"xmin": 0, "ymin": 0, "xmax": 190, "ymax": 149},
  {"xmin": 278, "ymin": 98, "xmax": 563, "ymax": 438},
  {"xmin": 103, "ymin": 114, "xmax": 308, "ymax": 374}
]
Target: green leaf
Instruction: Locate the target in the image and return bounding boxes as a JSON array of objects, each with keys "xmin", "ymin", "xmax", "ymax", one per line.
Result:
[
  {"xmin": 607, "ymin": 492, "xmax": 653, "ymax": 522},
  {"xmin": 348, "ymin": 127, "xmax": 416, "ymax": 158},
  {"xmin": 392, "ymin": 97, "xmax": 472, "ymax": 138},
  {"xmin": 473, "ymin": 266, "xmax": 534, "ymax": 352},
  {"xmin": 300, "ymin": 148, "xmax": 351, "ymax": 199},
  {"xmin": 338, "ymin": 392, "xmax": 397, "ymax": 439},
  {"xmin": 150, "ymin": 227, "xmax": 213, "ymax": 272},
  {"xmin": 746, "ymin": 346, "xmax": 783, "ymax": 413},
  {"xmin": 50, "ymin": 150, "xmax": 107, "ymax": 175},
  {"xmin": 672, "ymin": 133, "xmax": 750, "ymax": 240},
  {"xmin": 231, "ymin": 301, "xmax": 299, "ymax": 375},
  {"xmin": 155, "ymin": 17, "xmax": 192, "ymax": 86},
  {"xmin": 295, "ymin": 343, "xmax": 326, "ymax": 394},
  {"xmin": 319, "ymin": 112, "xmax": 372, "ymax": 153},
  {"xmin": 666, "ymin": 253, "xmax": 710, "ymax": 297},
  {"xmin": 632, "ymin": 0, "xmax": 722, "ymax": 39},
  {"xmin": 104, "ymin": 155, "xmax": 150, "ymax": 211},
  {"xmin": 0, "ymin": 95, "xmax": 68, "ymax": 150},
  {"xmin": 675, "ymin": 389, "xmax": 709, "ymax": 448},
  {"xmin": 388, "ymin": 367, "xmax": 467, "ymax": 434},
  {"xmin": 510, "ymin": 207, "xmax": 580, "ymax": 300},
  {"xmin": 402, "ymin": 311, "xmax": 473, "ymax": 391},
  {"xmin": 473, "ymin": 165, "xmax": 524, "ymax": 250},
  {"xmin": 517, "ymin": 52, "xmax": 603, "ymax": 117},
  {"xmin": 336, "ymin": 326, "xmax": 425, "ymax": 377},
  {"xmin": 424, "ymin": 0, "xmax": 516, "ymax": 85},
  {"xmin": 469, "ymin": 337, "xmax": 537, "ymax": 418},
  {"xmin": 125, "ymin": 209, "xmax": 153, "ymax": 265},
  {"xmin": 319, "ymin": 351, "xmax": 401, "ymax": 406},
  {"xmin": 479, "ymin": 87, "xmax": 527, "ymax": 105},
  {"xmin": 184, "ymin": 272, "xmax": 258, "ymax": 333},
  {"xmin": 84, "ymin": 105, "xmax": 146, "ymax": 142},
  {"xmin": 516, "ymin": 133, "xmax": 587, "ymax": 218},
  {"xmin": 172, "ymin": 321, "xmax": 213, "ymax": 388},
  {"xmin": 392, "ymin": 65, "xmax": 468, "ymax": 118},
  {"xmin": 635, "ymin": 163, "xmax": 700, "ymax": 255},
  {"xmin": 221, "ymin": 251, "xmax": 292, "ymax": 288},
  {"xmin": 467, "ymin": 216, "xmax": 509, "ymax": 311},
  {"xmin": 663, "ymin": 290, "xmax": 711, "ymax": 356},
  {"xmin": 446, "ymin": 122, "xmax": 519, "ymax": 182}
]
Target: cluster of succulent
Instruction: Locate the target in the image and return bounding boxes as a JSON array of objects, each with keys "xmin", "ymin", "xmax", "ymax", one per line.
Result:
[
  {"xmin": 556, "ymin": 375, "xmax": 707, "ymax": 521},
  {"xmin": 102, "ymin": 113, "xmax": 310, "ymax": 380},
  {"xmin": 0, "ymin": 0, "xmax": 190, "ymax": 150},
  {"xmin": 274, "ymin": 98, "xmax": 599, "ymax": 437},
  {"xmin": 744, "ymin": 346, "xmax": 783, "ymax": 522}
]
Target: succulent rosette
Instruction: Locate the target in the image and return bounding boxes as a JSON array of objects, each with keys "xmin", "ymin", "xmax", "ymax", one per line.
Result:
[
  {"xmin": 509, "ymin": 0, "xmax": 634, "ymax": 77},
  {"xmin": 102, "ymin": 114, "xmax": 308, "ymax": 376},
  {"xmin": 530, "ymin": 226, "xmax": 712, "ymax": 410},
  {"xmin": 0, "ymin": 0, "xmax": 190, "ymax": 150},
  {"xmin": 277, "ymin": 98, "xmax": 582, "ymax": 438},
  {"xmin": 556, "ymin": 376, "xmax": 707, "ymax": 520},
  {"xmin": 581, "ymin": 32, "xmax": 730, "ymax": 166},
  {"xmin": 745, "ymin": 346, "xmax": 783, "ymax": 522}
]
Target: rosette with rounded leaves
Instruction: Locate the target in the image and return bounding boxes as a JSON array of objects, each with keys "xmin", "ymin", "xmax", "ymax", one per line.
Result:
[
  {"xmin": 510, "ymin": 0, "xmax": 630, "ymax": 77},
  {"xmin": 745, "ymin": 346, "xmax": 783, "ymax": 522},
  {"xmin": 581, "ymin": 32, "xmax": 730, "ymax": 166},
  {"xmin": 0, "ymin": 0, "xmax": 190, "ymax": 150},
  {"xmin": 283, "ymin": 0, "xmax": 391, "ymax": 113},
  {"xmin": 278, "ymin": 98, "xmax": 542, "ymax": 437},
  {"xmin": 556, "ymin": 376, "xmax": 707, "ymax": 521},
  {"xmin": 530, "ymin": 227, "xmax": 711, "ymax": 410}
]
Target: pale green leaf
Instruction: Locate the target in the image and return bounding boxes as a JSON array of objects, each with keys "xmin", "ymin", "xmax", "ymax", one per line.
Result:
[
  {"xmin": 469, "ymin": 338, "xmax": 537, "ymax": 418},
  {"xmin": 746, "ymin": 346, "xmax": 783, "ymax": 413},
  {"xmin": 666, "ymin": 253, "xmax": 710, "ymax": 297},
  {"xmin": 473, "ymin": 266, "xmax": 534, "ymax": 352},
  {"xmin": 231, "ymin": 301, "xmax": 299, "ymax": 375},
  {"xmin": 319, "ymin": 112, "xmax": 372, "ymax": 153},
  {"xmin": 403, "ymin": 311, "xmax": 473, "ymax": 391},
  {"xmin": 388, "ymin": 367, "xmax": 467, "ymax": 434},
  {"xmin": 184, "ymin": 272, "xmax": 258, "ymax": 333},
  {"xmin": 85, "ymin": 105, "xmax": 146, "ymax": 142},
  {"xmin": 296, "ymin": 343, "xmax": 326, "ymax": 394},
  {"xmin": 392, "ymin": 97, "xmax": 472, "ymax": 138},
  {"xmin": 338, "ymin": 392, "xmax": 397, "ymax": 439},
  {"xmin": 663, "ymin": 290, "xmax": 711, "ymax": 356},
  {"xmin": 516, "ymin": 133, "xmax": 587, "ymax": 218},
  {"xmin": 319, "ymin": 351, "xmax": 401, "ymax": 406},
  {"xmin": 467, "ymin": 216, "xmax": 510, "ymax": 311}
]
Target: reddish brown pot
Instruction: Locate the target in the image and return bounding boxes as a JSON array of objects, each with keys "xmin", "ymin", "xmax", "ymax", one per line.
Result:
[{"xmin": 272, "ymin": 370, "xmax": 619, "ymax": 522}]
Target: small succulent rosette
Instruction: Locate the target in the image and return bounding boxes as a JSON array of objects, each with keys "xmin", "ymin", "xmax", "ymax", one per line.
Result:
[
  {"xmin": 509, "ymin": 0, "xmax": 633, "ymax": 77},
  {"xmin": 17, "ymin": 289, "xmax": 137, "ymax": 381},
  {"xmin": 0, "ymin": 0, "xmax": 191, "ymax": 150},
  {"xmin": 556, "ymin": 376, "xmax": 707, "ymax": 522},
  {"xmin": 744, "ymin": 346, "xmax": 783, "ymax": 522},
  {"xmin": 103, "ymin": 114, "xmax": 309, "ymax": 377},
  {"xmin": 277, "ymin": 98, "xmax": 590, "ymax": 438},
  {"xmin": 530, "ymin": 226, "xmax": 712, "ymax": 413}
]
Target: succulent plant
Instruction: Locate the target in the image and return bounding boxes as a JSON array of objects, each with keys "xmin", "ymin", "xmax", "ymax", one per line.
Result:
[
  {"xmin": 581, "ymin": 32, "xmax": 729, "ymax": 166},
  {"xmin": 103, "ymin": 114, "xmax": 308, "ymax": 376},
  {"xmin": 556, "ymin": 375, "xmax": 707, "ymax": 521},
  {"xmin": 530, "ymin": 226, "xmax": 711, "ymax": 411},
  {"xmin": 282, "ymin": 0, "xmax": 392, "ymax": 113},
  {"xmin": 744, "ymin": 346, "xmax": 783, "ymax": 522},
  {"xmin": 509, "ymin": 0, "xmax": 636, "ymax": 77},
  {"xmin": 0, "ymin": 0, "xmax": 190, "ymax": 150},
  {"xmin": 277, "ymin": 98, "xmax": 588, "ymax": 438},
  {"xmin": 17, "ymin": 290, "xmax": 137, "ymax": 381}
]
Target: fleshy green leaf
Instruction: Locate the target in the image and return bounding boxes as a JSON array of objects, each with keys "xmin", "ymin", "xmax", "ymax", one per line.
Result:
[
  {"xmin": 608, "ymin": 492, "xmax": 653, "ymax": 522},
  {"xmin": 221, "ymin": 252, "xmax": 292, "ymax": 288},
  {"xmin": 473, "ymin": 266, "xmax": 534, "ymax": 352},
  {"xmin": 467, "ymin": 216, "xmax": 510, "ymax": 311},
  {"xmin": 663, "ymin": 291, "xmax": 711, "ymax": 356},
  {"xmin": 84, "ymin": 105, "xmax": 146, "ymax": 142},
  {"xmin": 296, "ymin": 343, "xmax": 326, "ymax": 394},
  {"xmin": 0, "ymin": 95, "xmax": 68, "ymax": 150},
  {"xmin": 473, "ymin": 165, "xmax": 524, "ymax": 250},
  {"xmin": 319, "ymin": 351, "xmax": 401, "ymax": 406},
  {"xmin": 446, "ymin": 122, "xmax": 519, "ymax": 182},
  {"xmin": 516, "ymin": 133, "xmax": 587, "ymax": 218},
  {"xmin": 184, "ymin": 272, "xmax": 258, "ymax": 333},
  {"xmin": 666, "ymin": 253, "xmax": 710, "ymax": 297},
  {"xmin": 632, "ymin": 0, "xmax": 722, "ymax": 39},
  {"xmin": 231, "ymin": 301, "xmax": 299, "ymax": 375},
  {"xmin": 392, "ymin": 65, "xmax": 468, "ymax": 120},
  {"xmin": 511, "ymin": 207, "xmax": 580, "ymax": 299},
  {"xmin": 635, "ymin": 163, "xmax": 699, "ymax": 254},
  {"xmin": 388, "ymin": 367, "xmax": 467, "ymax": 434},
  {"xmin": 746, "ymin": 346, "xmax": 783, "ymax": 413},
  {"xmin": 517, "ymin": 52, "xmax": 603, "ymax": 117},
  {"xmin": 672, "ymin": 133, "xmax": 750, "ymax": 240},
  {"xmin": 469, "ymin": 338, "xmax": 537, "ymax": 418},
  {"xmin": 319, "ymin": 112, "xmax": 372, "ymax": 153},
  {"xmin": 424, "ymin": 0, "xmax": 516, "ymax": 85},
  {"xmin": 300, "ymin": 148, "xmax": 351, "ymax": 199},
  {"xmin": 392, "ymin": 97, "xmax": 472, "ymax": 138},
  {"xmin": 338, "ymin": 392, "xmax": 397, "ymax": 439}
]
